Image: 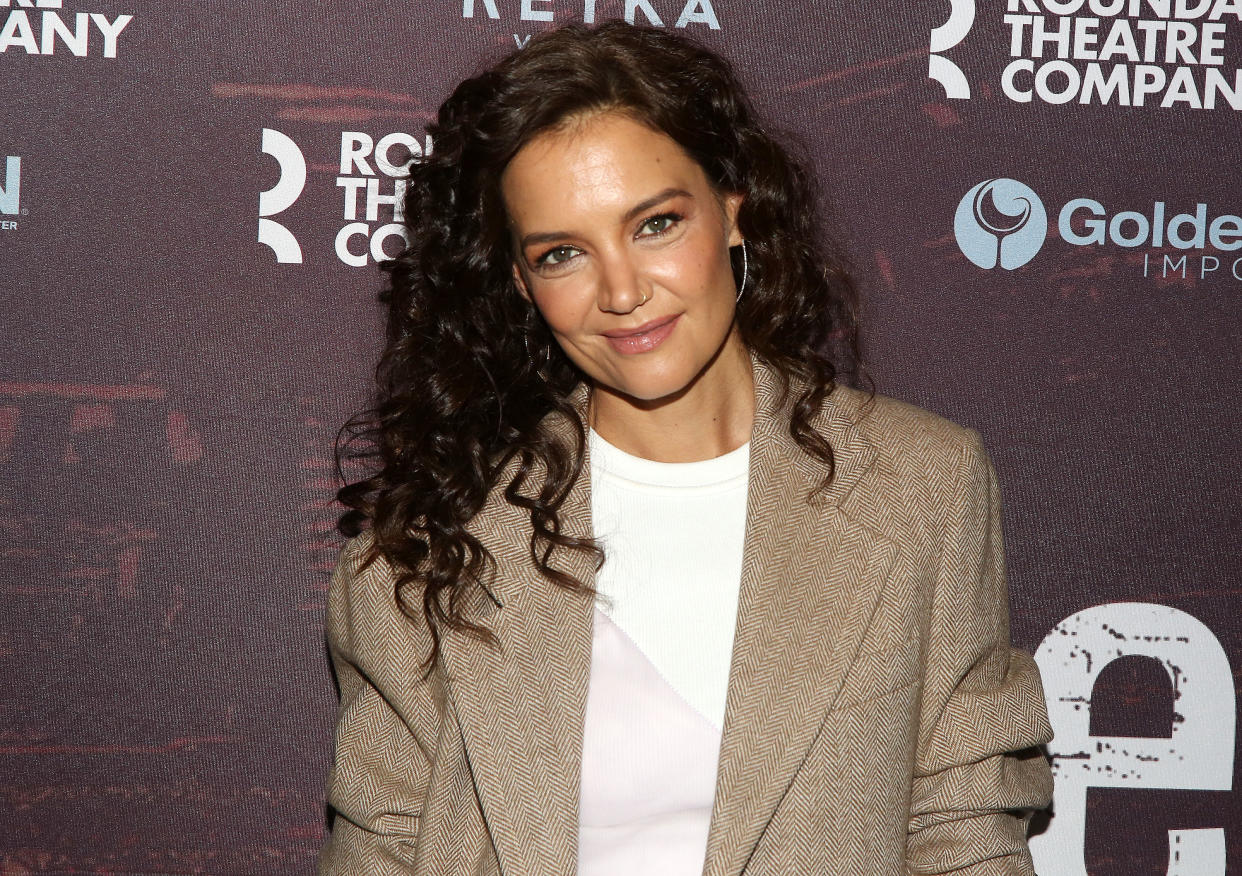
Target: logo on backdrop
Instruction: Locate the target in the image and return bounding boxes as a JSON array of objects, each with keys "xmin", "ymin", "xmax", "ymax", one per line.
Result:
[
  {"xmin": 257, "ymin": 128, "xmax": 429, "ymax": 267},
  {"xmin": 0, "ymin": 0, "xmax": 133, "ymax": 59},
  {"xmin": 461, "ymin": 0, "xmax": 721, "ymax": 47},
  {"xmin": 929, "ymin": 0, "xmax": 976, "ymax": 98},
  {"xmin": 257, "ymin": 129, "xmax": 306, "ymax": 264},
  {"xmin": 954, "ymin": 178, "xmax": 1048, "ymax": 269},
  {"xmin": 1, "ymin": 154, "xmax": 21, "ymax": 232},
  {"xmin": 928, "ymin": 0, "xmax": 1242, "ymax": 110},
  {"xmin": 954, "ymin": 176, "xmax": 1242, "ymax": 280}
]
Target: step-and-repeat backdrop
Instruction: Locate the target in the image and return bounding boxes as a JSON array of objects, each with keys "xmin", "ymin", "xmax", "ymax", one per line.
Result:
[{"xmin": 2, "ymin": 1, "xmax": 1238, "ymax": 873}]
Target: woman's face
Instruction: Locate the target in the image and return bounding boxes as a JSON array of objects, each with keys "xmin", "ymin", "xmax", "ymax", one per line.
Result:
[{"xmin": 501, "ymin": 110, "xmax": 744, "ymax": 405}]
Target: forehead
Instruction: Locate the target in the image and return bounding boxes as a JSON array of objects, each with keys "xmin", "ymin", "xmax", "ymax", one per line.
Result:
[{"xmin": 500, "ymin": 111, "xmax": 712, "ymax": 230}]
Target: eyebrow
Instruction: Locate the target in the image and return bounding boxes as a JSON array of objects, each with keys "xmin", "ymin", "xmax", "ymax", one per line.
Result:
[{"xmin": 519, "ymin": 187, "xmax": 693, "ymax": 250}]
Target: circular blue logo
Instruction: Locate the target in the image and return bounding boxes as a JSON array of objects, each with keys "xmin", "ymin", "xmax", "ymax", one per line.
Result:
[{"xmin": 954, "ymin": 178, "xmax": 1047, "ymax": 270}]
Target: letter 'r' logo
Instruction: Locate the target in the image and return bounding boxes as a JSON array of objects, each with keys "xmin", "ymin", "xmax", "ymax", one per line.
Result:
[
  {"xmin": 929, "ymin": 0, "xmax": 974, "ymax": 99},
  {"xmin": 954, "ymin": 178, "xmax": 1048, "ymax": 270},
  {"xmin": 258, "ymin": 128, "xmax": 306, "ymax": 264}
]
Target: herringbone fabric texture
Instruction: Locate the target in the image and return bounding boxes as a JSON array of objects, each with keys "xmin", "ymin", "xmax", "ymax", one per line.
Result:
[{"xmin": 318, "ymin": 354, "xmax": 1054, "ymax": 876}]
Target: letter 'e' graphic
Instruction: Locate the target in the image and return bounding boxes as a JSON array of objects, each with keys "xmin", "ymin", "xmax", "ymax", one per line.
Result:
[
  {"xmin": 954, "ymin": 178, "xmax": 1047, "ymax": 270},
  {"xmin": 258, "ymin": 129, "xmax": 306, "ymax": 264},
  {"xmin": 928, "ymin": 0, "xmax": 974, "ymax": 99},
  {"xmin": 1031, "ymin": 603, "xmax": 1234, "ymax": 876}
]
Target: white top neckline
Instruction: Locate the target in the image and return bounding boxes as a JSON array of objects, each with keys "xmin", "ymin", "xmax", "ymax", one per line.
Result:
[{"xmin": 588, "ymin": 427, "xmax": 750, "ymax": 489}]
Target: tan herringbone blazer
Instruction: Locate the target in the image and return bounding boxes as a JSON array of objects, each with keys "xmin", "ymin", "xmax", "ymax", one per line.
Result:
[{"xmin": 318, "ymin": 354, "xmax": 1054, "ymax": 876}]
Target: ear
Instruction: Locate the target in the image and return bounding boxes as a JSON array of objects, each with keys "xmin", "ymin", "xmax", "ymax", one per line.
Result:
[
  {"xmin": 723, "ymin": 191, "xmax": 745, "ymax": 247},
  {"xmin": 512, "ymin": 262, "xmax": 532, "ymax": 302}
]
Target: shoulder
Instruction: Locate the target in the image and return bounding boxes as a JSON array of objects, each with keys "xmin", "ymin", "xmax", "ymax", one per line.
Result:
[
  {"xmin": 326, "ymin": 530, "xmax": 401, "ymax": 630},
  {"xmin": 825, "ymin": 383, "xmax": 985, "ymax": 468},
  {"xmin": 818, "ymin": 383, "xmax": 994, "ymax": 527},
  {"xmin": 335, "ymin": 528, "xmax": 387, "ymax": 581},
  {"xmin": 326, "ymin": 529, "xmax": 441, "ymax": 663}
]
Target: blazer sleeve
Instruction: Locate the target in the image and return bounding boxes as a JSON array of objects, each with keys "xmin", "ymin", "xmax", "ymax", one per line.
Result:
[
  {"xmin": 905, "ymin": 430, "xmax": 1055, "ymax": 876},
  {"xmin": 318, "ymin": 534, "xmax": 434, "ymax": 876}
]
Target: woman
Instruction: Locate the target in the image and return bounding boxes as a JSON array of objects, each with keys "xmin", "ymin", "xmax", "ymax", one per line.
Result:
[{"xmin": 320, "ymin": 20, "xmax": 1054, "ymax": 876}]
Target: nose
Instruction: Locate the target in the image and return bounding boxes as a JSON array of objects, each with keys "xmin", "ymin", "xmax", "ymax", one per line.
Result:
[{"xmin": 595, "ymin": 250, "xmax": 650, "ymax": 314}]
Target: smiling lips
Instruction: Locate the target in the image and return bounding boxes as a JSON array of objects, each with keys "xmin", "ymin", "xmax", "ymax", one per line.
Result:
[{"xmin": 602, "ymin": 314, "xmax": 681, "ymax": 354}]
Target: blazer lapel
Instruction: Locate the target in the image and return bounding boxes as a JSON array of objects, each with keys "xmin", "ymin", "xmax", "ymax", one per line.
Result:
[
  {"xmin": 438, "ymin": 384, "xmax": 597, "ymax": 876},
  {"xmin": 700, "ymin": 355, "xmax": 898, "ymax": 876},
  {"xmin": 437, "ymin": 357, "xmax": 896, "ymax": 876}
]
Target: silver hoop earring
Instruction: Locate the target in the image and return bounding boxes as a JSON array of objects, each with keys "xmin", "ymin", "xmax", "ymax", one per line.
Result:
[
  {"xmin": 736, "ymin": 240, "xmax": 749, "ymax": 303},
  {"xmin": 523, "ymin": 332, "xmax": 551, "ymax": 378}
]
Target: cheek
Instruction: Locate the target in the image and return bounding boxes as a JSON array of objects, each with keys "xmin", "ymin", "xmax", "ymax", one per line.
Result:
[
  {"xmin": 650, "ymin": 233, "xmax": 731, "ymax": 299},
  {"xmin": 531, "ymin": 285, "xmax": 594, "ymax": 335}
]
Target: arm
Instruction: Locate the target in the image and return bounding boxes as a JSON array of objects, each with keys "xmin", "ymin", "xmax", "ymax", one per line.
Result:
[
  {"xmin": 319, "ymin": 533, "xmax": 436, "ymax": 876},
  {"xmin": 906, "ymin": 431, "xmax": 1054, "ymax": 876}
]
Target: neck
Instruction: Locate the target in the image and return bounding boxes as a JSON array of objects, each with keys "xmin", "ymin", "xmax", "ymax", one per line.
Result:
[{"xmin": 588, "ymin": 331, "xmax": 755, "ymax": 463}]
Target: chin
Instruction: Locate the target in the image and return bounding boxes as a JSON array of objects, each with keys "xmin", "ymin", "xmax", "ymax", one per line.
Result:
[
  {"xmin": 616, "ymin": 382, "xmax": 689, "ymax": 404},
  {"xmin": 604, "ymin": 361, "xmax": 704, "ymax": 404}
]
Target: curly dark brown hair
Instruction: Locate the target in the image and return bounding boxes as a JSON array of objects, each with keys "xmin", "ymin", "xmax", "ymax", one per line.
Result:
[{"xmin": 334, "ymin": 20, "xmax": 863, "ymax": 677}]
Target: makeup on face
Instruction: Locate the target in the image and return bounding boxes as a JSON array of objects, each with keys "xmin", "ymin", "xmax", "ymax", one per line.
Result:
[{"xmin": 501, "ymin": 111, "xmax": 745, "ymax": 407}]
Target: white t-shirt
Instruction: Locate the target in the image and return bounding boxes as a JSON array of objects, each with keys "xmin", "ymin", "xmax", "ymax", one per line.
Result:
[{"xmin": 578, "ymin": 427, "xmax": 749, "ymax": 875}]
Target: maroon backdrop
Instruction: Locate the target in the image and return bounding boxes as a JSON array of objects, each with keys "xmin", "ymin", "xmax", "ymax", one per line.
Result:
[{"xmin": 2, "ymin": 1, "xmax": 1238, "ymax": 873}]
